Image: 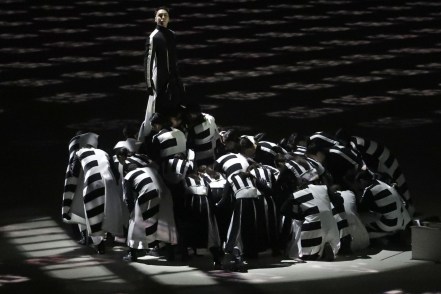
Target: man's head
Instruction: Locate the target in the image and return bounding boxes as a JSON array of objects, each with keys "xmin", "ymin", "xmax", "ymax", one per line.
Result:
[{"xmin": 155, "ymin": 6, "xmax": 170, "ymax": 28}]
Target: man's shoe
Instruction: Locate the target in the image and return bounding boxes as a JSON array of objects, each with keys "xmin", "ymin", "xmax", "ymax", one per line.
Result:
[
  {"xmin": 146, "ymin": 247, "xmax": 160, "ymax": 257},
  {"xmin": 321, "ymin": 242, "xmax": 335, "ymax": 261},
  {"xmin": 123, "ymin": 249, "xmax": 138, "ymax": 262},
  {"xmin": 96, "ymin": 240, "xmax": 105, "ymax": 254}
]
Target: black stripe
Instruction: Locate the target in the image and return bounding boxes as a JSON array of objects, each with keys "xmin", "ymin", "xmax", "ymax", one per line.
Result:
[
  {"xmin": 129, "ymin": 170, "xmax": 144, "ymax": 181},
  {"xmin": 84, "ymin": 160, "xmax": 98, "ymax": 171},
  {"xmin": 195, "ymin": 128, "xmax": 210, "ymax": 140},
  {"xmin": 372, "ymin": 144, "xmax": 384, "ymax": 159},
  {"xmin": 303, "ymin": 206, "xmax": 320, "ymax": 216},
  {"xmin": 332, "ymin": 205, "xmax": 345, "ymax": 214},
  {"xmin": 231, "ymin": 174, "xmax": 241, "ymax": 190},
  {"xmin": 226, "ymin": 163, "xmax": 243, "ymax": 176},
  {"xmin": 145, "ymin": 222, "xmax": 158, "ymax": 236},
  {"xmin": 84, "ymin": 187, "xmax": 105, "ymax": 203},
  {"xmin": 380, "ymin": 216, "xmax": 398, "ymax": 227},
  {"xmin": 219, "ymin": 154, "xmax": 236, "ymax": 166},
  {"xmin": 301, "ymin": 236, "xmax": 322, "ymax": 247},
  {"xmin": 296, "ymin": 193, "xmax": 314, "ymax": 204},
  {"xmin": 135, "ymin": 177, "xmax": 153, "ymax": 194},
  {"xmin": 138, "ymin": 189, "xmax": 158, "ymax": 206},
  {"xmin": 62, "ymin": 199, "xmax": 72, "ymax": 207},
  {"xmin": 79, "ymin": 150, "xmax": 95, "ymax": 160},
  {"xmin": 142, "ymin": 205, "xmax": 160, "ymax": 220},
  {"xmin": 64, "ymin": 184, "xmax": 77, "ymax": 193},
  {"xmin": 377, "ymin": 202, "xmax": 397, "ymax": 214},
  {"xmin": 194, "ymin": 141, "xmax": 212, "ymax": 152},
  {"xmin": 375, "ymin": 189, "xmax": 392, "ymax": 200},
  {"xmin": 90, "ymin": 222, "xmax": 102, "ymax": 233},
  {"xmin": 337, "ymin": 219, "xmax": 349, "ymax": 230},
  {"xmin": 160, "ymin": 137, "xmax": 178, "ymax": 149},
  {"xmin": 384, "ymin": 154, "xmax": 395, "ymax": 169},
  {"xmin": 302, "ymin": 221, "xmax": 321, "ymax": 231},
  {"xmin": 85, "ymin": 173, "xmax": 102, "ymax": 186},
  {"xmin": 87, "ymin": 203, "xmax": 105, "ymax": 218}
]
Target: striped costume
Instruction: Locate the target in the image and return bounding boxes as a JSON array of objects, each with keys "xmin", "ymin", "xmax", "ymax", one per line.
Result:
[
  {"xmin": 250, "ymin": 165, "xmax": 280, "ymax": 251},
  {"xmin": 224, "ymin": 172, "xmax": 269, "ymax": 256},
  {"xmin": 62, "ymin": 134, "xmax": 83, "ymax": 222},
  {"xmin": 186, "ymin": 113, "xmax": 220, "ymax": 166},
  {"xmin": 350, "ymin": 136, "xmax": 414, "ymax": 216},
  {"xmin": 74, "ymin": 147, "xmax": 127, "ymax": 237},
  {"xmin": 284, "ymin": 184, "xmax": 341, "ymax": 260},
  {"xmin": 182, "ymin": 175, "xmax": 221, "ymax": 249},
  {"xmin": 201, "ymin": 171, "xmax": 231, "ymax": 244},
  {"xmin": 161, "ymin": 157, "xmax": 191, "ymax": 185},
  {"xmin": 214, "ymin": 152, "xmax": 250, "ymax": 180},
  {"xmin": 149, "ymin": 127, "xmax": 187, "ymax": 163},
  {"xmin": 360, "ymin": 179, "xmax": 411, "ymax": 239},
  {"xmin": 340, "ymin": 190, "xmax": 370, "ymax": 252},
  {"xmin": 123, "ymin": 166, "xmax": 177, "ymax": 248}
]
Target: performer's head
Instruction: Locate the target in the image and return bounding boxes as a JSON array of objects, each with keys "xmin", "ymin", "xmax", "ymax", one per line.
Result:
[{"xmin": 154, "ymin": 6, "xmax": 170, "ymax": 28}]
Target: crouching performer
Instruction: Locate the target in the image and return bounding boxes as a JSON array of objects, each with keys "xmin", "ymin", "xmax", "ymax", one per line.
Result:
[
  {"xmin": 62, "ymin": 132, "xmax": 128, "ymax": 254},
  {"xmin": 122, "ymin": 162, "xmax": 178, "ymax": 262}
]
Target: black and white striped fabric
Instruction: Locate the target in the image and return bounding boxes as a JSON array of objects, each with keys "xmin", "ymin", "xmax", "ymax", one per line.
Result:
[
  {"xmin": 330, "ymin": 193, "xmax": 351, "ymax": 249},
  {"xmin": 123, "ymin": 167, "xmax": 161, "ymax": 248},
  {"xmin": 293, "ymin": 145, "xmax": 307, "ymax": 156},
  {"xmin": 187, "ymin": 113, "xmax": 220, "ymax": 165},
  {"xmin": 250, "ymin": 165, "xmax": 280, "ymax": 250},
  {"xmin": 255, "ymin": 140, "xmax": 287, "ymax": 167},
  {"xmin": 62, "ymin": 132, "xmax": 100, "ymax": 220},
  {"xmin": 350, "ymin": 136, "xmax": 414, "ymax": 216},
  {"xmin": 183, "ymin": 175, "xmax": 221, "ymax": 249},
  {"xmin": 127, "ymin": 154, "xmax": 151, "ymax": 168},
  {"xmin": 286, "ymin": 184, "xmax": 340, "ymax": 260},
  {"xmin": 62, "ymin": 134, "xmax": 81, "ymax": 218},
  {"xmin": 162, "ymin": 157, "xmax": 191, "ymax": 184},
  {"xmin": 308, "ymin": 132, "xmax": 340, "ymax": 151},
  {"xmin": 228, "ymin": 172, "xmax": 258, "ymax": 199},
  {"xmin": 201, "ymin": 172, "xmax": 227, "ymax": 203},
  {"xmin": 285, "ymin": 159, "xmax": 320, "ymax": 183},
  {"xmin": 201, "ymin": 171, "xmax": 230, "ymax": 243},
  {"xmin": 225, "ymin": 172, "xmax": 269, "ymax": 255},
  {"xmin": 361, "ymin": 179, "xmax": 411, "ymax": 238},
  {"xmin": 124, "ymin": 167, "xmax": 177, "ymax": 249},
  {"xmin": 76, "ymin": 147, "xmax": 126, "ymax": 236},
  {"xmin": 340, "ymin": 190, "xmax": 370, "ymax": 252},
  {"xmin": 152, "ymin": 127, "xmax": 187, "ymax": 160},
  {"xmin": 214, "ymin": 152, "xmax": 249, "ymax": 180}
]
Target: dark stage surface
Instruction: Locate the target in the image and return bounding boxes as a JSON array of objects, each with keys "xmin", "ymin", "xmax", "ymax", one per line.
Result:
[{"xmin": 1, "ymin": 0, "xmax": 441, "ymax": 293}]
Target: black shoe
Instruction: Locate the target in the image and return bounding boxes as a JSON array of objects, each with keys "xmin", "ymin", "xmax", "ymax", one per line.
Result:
[
  {"xmin": 221, "ymin": 253, "xmax": 248, "ymax": 272},
  {"xmin": 210, "ymin": 246, "xmax": 223, "ymax": 267},
  {"xmin": 321, "ymin": 242, "xmax": 335, "ymax": 261},
  {"xmin": 123, "ymin": 249, "xmax": 138, "ymax": 262},
  {"xmin": 164, "ymin": 244, "xmax": 175, "ymax": 262},
  {"xmin": 146, "ymin": 247, "xmax": 160, "ymax": 257},
  {"xmin": 96, "ymin": 240, "xmax": 105, "ymax": 254}
]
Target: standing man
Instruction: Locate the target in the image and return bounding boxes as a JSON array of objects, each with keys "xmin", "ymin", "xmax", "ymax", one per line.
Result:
[{"xmin": 139, "ymin": 6, "xmax": 185, "ymax": 141}]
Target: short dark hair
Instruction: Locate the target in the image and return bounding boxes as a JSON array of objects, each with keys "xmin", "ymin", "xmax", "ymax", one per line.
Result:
[{"xmin": 155, "ymin": 6, "xmax": 170, "ymax": 16}]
